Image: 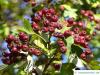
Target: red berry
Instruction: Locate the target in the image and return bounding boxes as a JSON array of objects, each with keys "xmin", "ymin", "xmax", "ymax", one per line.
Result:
[
  {"xmin": 33, "ymin": 15, "xmax": 41, "ymax": 22},
  {"xmin": 49, "ymin": 27, "xmax": 55, "ymax": 32},
  {"xmin": 89, "ymin": 16, "xmax": 94, "ymax": 21},
  {"xmin": 42, "ymin": 27, "xmax": 48, "ymax": 32},
  {"xmin": 23, "ymin": 35, "xmax": 29, "ymax": 41},
  {"xmin": 80, "ymin": 10, "xmax": 85, "ymax": 15},
  {"xmin": 43, "ymin": 19, "xmax": 50, "ymax": 27},
  {"xmin": 42, "ymin": 8, "xmax": 48, "ymax": 14},
  {"xmin": 46, "ymin": 13, "xmax": 52, "ymax": 19},
  {"xmin": 64, "ymin": 30, "xmax": 70, "ymax": 37},
  {"xmin": 67, "ymin": 18, "xmax": 74, "ymax": 25},
  {"xmin": 37, "ymin": 10, "xmax": 43, "ymax": 17},
  {"xmin": 60, "ymin": 46, "xmax": 67, "ymax": 53},
  {"xmin": 80, "ymin": 53, "xmax": 86, "ymax": 59},
  {"xmin": 73, "ymin": 27, "xmax": 80, "ymax": 34},
  {"xmin": 59, "ymin": 5, "xmax": 65, "ymax": 11},
  {"xmin": 31, "ymin": 2, "xmax": 36, "ymax": 7},
  {"xmin": 32, "ymin": 22, "xmax": 39, "ymax": 31},
  {"xmin": 19, "ymin": 32, "xmax": 25, "ymax": 37},
  {"xmin": 11, "ymin": 47, "xmax": 18, "ymax": 52},
  {"xmin": 85, "ymin": 35, "xmax": 91, "ymax": 41},
  {"xmin": 49, "ymin": 8, "xmax": 55, "ymax": 15},
  {"xmin": 22, "ymin": 44, "xmax": 28, "ymax": 51},
  {"xmin": 6, "ymin": 34, "xmax": 15, "ymax": 43},
  {"xmin": 85, "ymin": 48, "xmax": 92, "ymax": 55},
  {"xmin": 57, "ymin": 40, "xmax": 65, "ymax": 47},
  {"xmin": 51, "ymin": 15, "xmax": 58, "ymax": 22},
  {"xmin": 79, "ymin": 30, "xmax": 87, "ymax": 36},
  {"xmin": 53, "ymin": 64, "xmax": 60, "ymax": 70},
  {"xmin": 78, "ymin": 21, "xmax": 83, "ymax": 27}
]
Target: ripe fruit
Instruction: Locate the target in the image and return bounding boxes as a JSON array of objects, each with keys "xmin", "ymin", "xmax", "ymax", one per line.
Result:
[
  {"xmin": 51, "ymin": 15, "xmax": 58, "ymax": 22},
  {"xmin": 80, "ymin": 53, "xmax": 86, "ymax": 59},
  {"xmin": 31, "ymin": 2, "xmax": 36, "ymax": 6},
  {"xmin": 60, "ymin": 46, "xmax": 67, "ymax": 53},
  {"xmin": 11, "ymin": 47, "xmax": 18, "ymax": 52},
  {"xmin": 85, "ymin": 48, "xmax": 92, "ymax": 55},
  {"xmin": 57, "ymin": 40, "xmax": 65, "ymax": 47},
  {"xmin": 53, "ymin": 64, "xmax": 60, "ymax": 70},
  {"xmin": 67, "ymin": 18, "xmax": 74, "ymax": 25},
  {"xmin": 32, "ymin": 22, "xmax": 39, "ymax": 31}
]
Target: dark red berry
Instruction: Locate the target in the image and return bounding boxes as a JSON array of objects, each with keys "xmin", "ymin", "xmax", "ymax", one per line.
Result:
[
  {"xmin": 49, "ymin": 27, "xmax": 55, "ymax": 32},
  {"xmin": 43, "ymin": 19, "xmax": 50, "ymax": 26},
  {"xmin": 67, "ymin": 18, "xmax": 74, "ymax": 25},
  {"xmin": 73, "ymin": 27, "xmax": 80, "ymax": 34},
  {"xmin": 89, "ymin": 16, "xmax": 94, "ymax": 21},
  {"xmin": 80, "ymin": 53, "xmax": 86, "ymax": 59},
  {"xmin": 22, "ymin": 35, "xmax": 29, "ymax": 41},
  {"xmin": 80, "ymin": 10, "xmax": 85, "ymax": 15},
  {"xmin": 53, "ymin": 64, "xmax": 60, "ymax": 70},
  {"xmin": 19, "ymin": 32, "xmax": 25, "ymax": 38},
  {"xmin": 60, "ymin": 46, "xmax": 67, "ymax": 53},
  {"xmin": 42, "ymin": 27, "xmax": 48, "ymax": 32},
  {"xmin": 49, "ymin": 8, "xmax": 55, "ymax": 15},
  {"xmin": 32, "ymin": 49, "xmax": 42, "ymax": 56},
  {"xmin": 79, "ymin": 30, "xmax": 87, "ymax": 36},
  {"xmin": 85, "ymin": 35, "xmax": 91, "ymax": 41},
  {"xmin": 51, "ymin": 15, "xmax": 58, "ymax": 22},
  {"xmin": 42, "ymin": 8, "xmax": 48, "ymax": 14},
  {"xmin": 32, "ymin": 22, "xmax": 39, "ymax": 31},
  {"xmin": 78, "ymin": 21, "xmax": 83, "ymax": 27},
  {"xmin": 11, "ymin": 47, "xmax": 18, "ymax": 52},
  {"xmin": 57, "ymin": 40, "xmax": 65, "ymax": 47},
  {"xmin": 46, "ymin": 13, "xmax": 52, "ymax": 19},
  {"xmin": 85, "ymin": 48, "xmax": 92, "ymax": 55},
  {"xmin": 7, "ymin": 34, "xmax": 15, "ymax": 42},
  {"xmin": 31, "ymin": 2, "xmax": 36, "ymax": 6},
  {"xmin": 22, "ymin": 44, "xmax": 28, "ymax": 51},
  {"xmin": 37, "ymin": 10, "xmax": 43, "ymax": 17},
  {"xmin": 33, "ymin": 15, "xmax": 41, "ymax": 22}
]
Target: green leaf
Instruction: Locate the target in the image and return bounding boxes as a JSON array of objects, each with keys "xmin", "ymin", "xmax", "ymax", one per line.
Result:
[
  {"xmin": 71, "ymin": 44, "xmax": 83, "ymax": 57},
  {"xmin": 60, "ymin": 63, "xmax": 75, "ymax": 75},
  {"xmin": 19, "ymin": 19, "xmax": 33, "ymax": 34},
  {"xmin": 0, "ymin": 64, "xmax": 8, "ymax": 71},
  {"xmin": 69, "ymin": 54, "xmax": 78, "ymax": 65},
  {"xmin": 89, "ymin": 60, "xmax": 100, "ymax": 70},
  {"xmin": 65, "ymin": 36, "xmax": 74, "ymax": 56},
  {"xmin": 86, "ymin": 21, "xmax": 96, "ymax": 34},
  {"xmin": 63, "ymin": 9, "xmax": 77, "ymax": 19}
]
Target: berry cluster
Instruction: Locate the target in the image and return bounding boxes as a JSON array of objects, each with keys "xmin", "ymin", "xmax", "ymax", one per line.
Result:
[
  {"xmin": 57, "ymin": 40, "xmax": 67, "ymax": 53},
  {"xmin": 80, "ymin": 48, "xmax": 93, "ymax": 62},
  {"xmin": 63, "ymin": 10, "xmax": 98, "ymax": 48},
  {"xmin": 80, "ymin": 10, "xmax": 95, "ymax": 21},
  {"xmin": 2, "ymin": 32, "xmax": 42, "ymax": 65},
  {"xmin": 31, "ymin": 8, "xmax": 62, "ymax": 33}
]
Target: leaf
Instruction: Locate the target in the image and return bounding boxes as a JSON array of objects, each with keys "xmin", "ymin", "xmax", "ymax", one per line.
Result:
[
  {"xmin": 89, "ymin": 60, "xmax": 100, "ymax": 70},
  {"xmin": 60, "ymin": 63, "xmax": 75, "ymax": 75},
  {"xmin": 19, "ymin": 19, "xmax": 33, "ymax": 34},
  {"xmin": 71, "ymin": 44, "xmax": 83, "ymax": 57},
  {"xmin": 31, "ymin": 35, "xmax": 48, "ymax": 53},
  {"xmin": 65, "ymin": 36, "xmax": 74, "ymax": 56},
  {"xmin": 63, "ymin": 9, "xmax": 77, "ymax": 19},
  {"xmin": 0, "ymin": 64, "xmax": 8, "ymax": 70},
  {"xmin": 86, "ymin": 21, "xmax": 96, "ymax": 34},
  {"xmin": 69, "ymin": 54, "xmax": 78, "ymax": 65}
]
